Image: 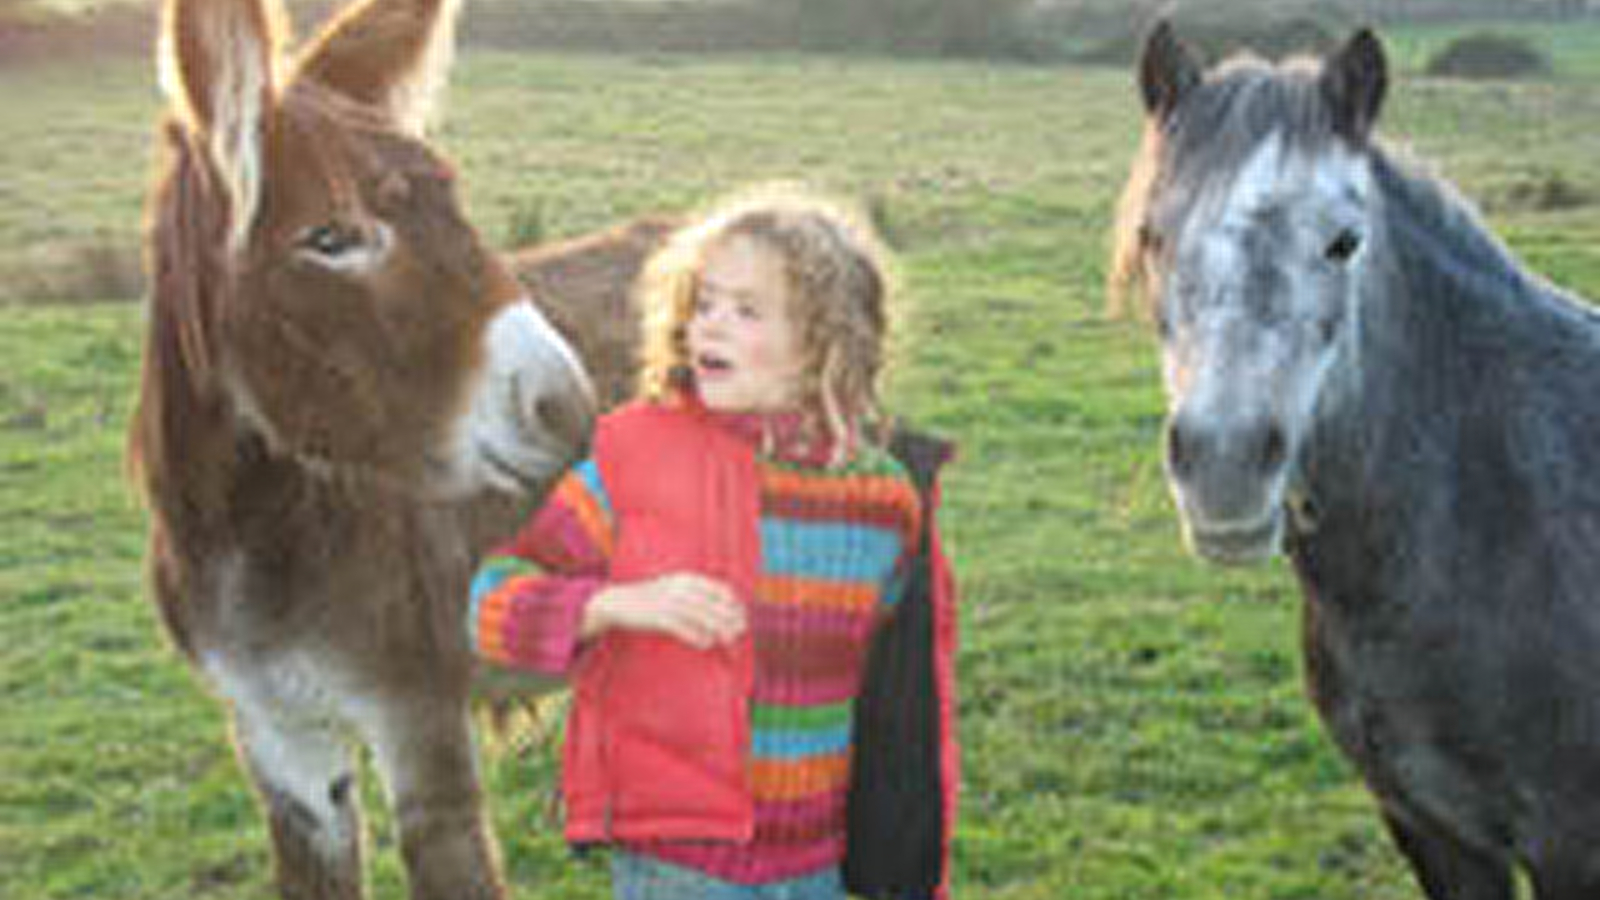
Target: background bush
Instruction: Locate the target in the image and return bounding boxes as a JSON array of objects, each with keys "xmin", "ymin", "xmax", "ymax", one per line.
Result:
[{"xmin": 1424, "ymin": 31, "xmax": 1553, "ymax": 77}]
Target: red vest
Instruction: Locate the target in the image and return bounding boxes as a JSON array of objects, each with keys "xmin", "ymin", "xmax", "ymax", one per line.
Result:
[
  {"xmin": 559, "ymin": 401, "xmax": 959, "ymax": 900},
  {"xmin": 562, "ymin": 402, "xmax": 761, "ymax": 842}
]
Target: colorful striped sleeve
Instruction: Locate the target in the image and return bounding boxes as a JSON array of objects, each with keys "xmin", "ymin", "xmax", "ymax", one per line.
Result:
[
  {"xmin": 502, "ymin": 459, "xmax": 616, "ymax": 573},
  {"xmin": 466, "ymin": 460, "xmax": 615, "ymax": 676}
]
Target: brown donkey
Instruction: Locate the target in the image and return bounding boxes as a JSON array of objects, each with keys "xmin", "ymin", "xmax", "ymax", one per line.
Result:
[{"xmin": 129, "ymin": 0, "xmax": 598, "ymax": 897}]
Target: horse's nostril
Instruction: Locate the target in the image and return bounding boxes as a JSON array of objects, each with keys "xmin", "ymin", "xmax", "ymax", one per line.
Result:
[
  {"xmin": 1260, "ymin": 424, "xmax": 1288, "ymax": 473},
  {"xmin": 1167, "ymin": 420, "xmax": 1195, "ymax": 479}
]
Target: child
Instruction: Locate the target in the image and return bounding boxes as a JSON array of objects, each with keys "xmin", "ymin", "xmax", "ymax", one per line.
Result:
[{"xmin": 467, "ymin": 185, "xmax": 958, "ymax": 900}]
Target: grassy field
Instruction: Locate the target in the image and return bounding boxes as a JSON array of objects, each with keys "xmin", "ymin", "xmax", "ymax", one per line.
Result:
[{"xmin": 3, "ymin": 22, "xmax": 1600, "ymax": 900}]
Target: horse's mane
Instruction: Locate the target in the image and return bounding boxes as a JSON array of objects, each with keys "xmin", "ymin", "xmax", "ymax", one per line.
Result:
[
  {"xmin": 1166, "ymin": 57, "xmax": 1341, "ymax": 188},
  {"xmin": 1366, "ymin": 147, "xmax": 1570, "ymax": 320}
]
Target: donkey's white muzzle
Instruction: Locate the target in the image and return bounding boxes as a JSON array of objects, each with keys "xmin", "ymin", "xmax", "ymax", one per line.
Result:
[{"xmin": 454, "ymin": 301, "xmax": 596, "ymax": 497}]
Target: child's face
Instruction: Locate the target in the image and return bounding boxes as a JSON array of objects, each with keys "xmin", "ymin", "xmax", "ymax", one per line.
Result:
[{"xmin": 688, "ymin": 236, "xmax": 805, "ymax": 414}]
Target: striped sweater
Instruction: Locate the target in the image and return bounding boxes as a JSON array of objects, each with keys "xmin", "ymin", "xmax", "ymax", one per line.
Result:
[{"xmin": 469, "ymin": 420, "xmax": 922, "ymax": 885}]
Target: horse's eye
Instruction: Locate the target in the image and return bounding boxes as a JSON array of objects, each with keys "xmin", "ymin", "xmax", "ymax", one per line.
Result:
[
  {"xmin": 298, "ymin": 222, "xmax": 365, "ymax": 258},
  {"xmin": 1324, "ymin": 229, "xmax": 1362, "ymax": 264}
]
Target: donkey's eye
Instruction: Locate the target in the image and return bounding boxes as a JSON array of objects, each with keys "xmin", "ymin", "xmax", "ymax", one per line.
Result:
[
  {"xmin": 1324, "ymin": 229, "xmax": 1362, "ymax": 264},
  {"xmin": 297, "ymin": 222, "xmax": 365, "ymax": 258}
]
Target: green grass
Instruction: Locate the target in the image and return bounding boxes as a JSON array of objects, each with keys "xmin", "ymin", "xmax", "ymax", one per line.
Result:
[{"xmin": 3, "ymin": 29, "xmax": 1599, "ymax": 900}]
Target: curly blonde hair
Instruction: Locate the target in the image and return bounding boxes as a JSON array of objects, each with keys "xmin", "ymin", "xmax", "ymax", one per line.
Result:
[{"xmin": 637, "ymin": 184, "xmax": 897, "ymax": 463}]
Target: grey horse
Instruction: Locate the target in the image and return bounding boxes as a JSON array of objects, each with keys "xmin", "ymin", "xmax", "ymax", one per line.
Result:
[{"xmin": 1112, "ymin": 22, "xmax": 1600, "ymax": 900}]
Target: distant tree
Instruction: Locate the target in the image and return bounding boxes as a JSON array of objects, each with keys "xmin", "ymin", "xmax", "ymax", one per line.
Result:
[
  {"xmin": 795, "ymin": 0, "xmax": 1035, "ymax": 58},
  {"xmin": 883, "ymin": 0, "xmax": 1034, "ymax": 56}
]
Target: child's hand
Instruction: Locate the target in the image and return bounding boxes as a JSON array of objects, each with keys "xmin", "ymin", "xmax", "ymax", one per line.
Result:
[{"xmin": 584, "ymin": 573, "xmax": 747, "ymax": 649}]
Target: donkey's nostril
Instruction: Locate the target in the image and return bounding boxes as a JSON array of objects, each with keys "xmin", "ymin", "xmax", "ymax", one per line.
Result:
[
  {"xmin": 535, "ymin": 396, "xmax": 570, "ymax": 440},
  {"xmin": 535, "ymin": 393, "xmax": 594, "ymax": 457}
]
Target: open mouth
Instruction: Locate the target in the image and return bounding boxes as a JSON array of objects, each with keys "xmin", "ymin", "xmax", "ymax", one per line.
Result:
[{"xmin": 696, "ymin": 352, "xmax": 734, "ymax": 378}]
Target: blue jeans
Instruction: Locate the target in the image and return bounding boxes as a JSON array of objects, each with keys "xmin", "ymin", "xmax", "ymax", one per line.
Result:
[{"xmin": 610, "ymin": 851, "xmax": 845, "ymax": 900}]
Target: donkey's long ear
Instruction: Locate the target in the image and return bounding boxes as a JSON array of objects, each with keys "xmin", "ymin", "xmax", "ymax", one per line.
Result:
[
  {"xmin": 1321, "ymin": 29, "xmax": 1388, "ymax": 143},
  {"xmin": 158, "ymin": 0, "xmax": 285, "ymax": 250},
  {"xmin": 293, "ymin": 0, "xmax": 463, "ymax": 136},
  {"xmin": 1139, "ymin": 20, "xmax": 1203, "ymax": 122}
]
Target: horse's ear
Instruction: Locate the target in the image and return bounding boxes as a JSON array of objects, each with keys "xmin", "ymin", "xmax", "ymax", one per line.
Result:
[
  {"xmin": 158, "ymin": 0, "xmax": 285, "ymax": 250},
  {"xmin": 293, "ymin": 0, "xmax": 464, "ymax": 136},
  {"xmin": 1321, "ymin": 28, "xmax": 1388, "ymax": 143},
  {"xmin": 1139, "ymin": 20, "xmax": 1203, "ymax": 121}
]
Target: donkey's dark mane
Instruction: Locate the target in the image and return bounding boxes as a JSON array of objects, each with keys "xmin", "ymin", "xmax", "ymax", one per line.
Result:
[{"xmin": 131, "ymin": 122, "xmax": 237, "ymax": 539}]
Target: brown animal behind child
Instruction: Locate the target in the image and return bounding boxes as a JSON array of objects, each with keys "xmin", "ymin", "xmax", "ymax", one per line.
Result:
[{"xmin": 512, "ymin": 215, "xmax": 680, "ymax": 409}]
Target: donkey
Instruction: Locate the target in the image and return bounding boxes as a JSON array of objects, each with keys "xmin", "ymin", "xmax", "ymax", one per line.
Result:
[
  {"xmin": 1113, "ymin": 23, "xmax": 1600, "ymax": 900},
  {"xmin": 129, "ymin": 1, "xmax": 599, "ymax": 897}
]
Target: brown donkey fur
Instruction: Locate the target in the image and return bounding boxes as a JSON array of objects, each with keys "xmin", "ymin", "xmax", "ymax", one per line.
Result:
[
  {"xmin": 130, "ymin": 1, "xmax": 606, "ymax": 897},
  {"xmin": 511, "ymin": 214, "xmax": 681, "ymax": 407}
]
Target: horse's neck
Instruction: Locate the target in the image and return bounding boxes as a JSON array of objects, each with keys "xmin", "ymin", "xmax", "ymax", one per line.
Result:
[
  {"xmin": 1294, "ymin": 152, "xmax": 1591, "ymax": 582},
  {"xmin": 1328, "ymin": 157, "xmax": 1533, "ymax": 430},
  {"xmin": 1297, "ymin": 157, "xmax": 1519, "ymax": 537}
]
